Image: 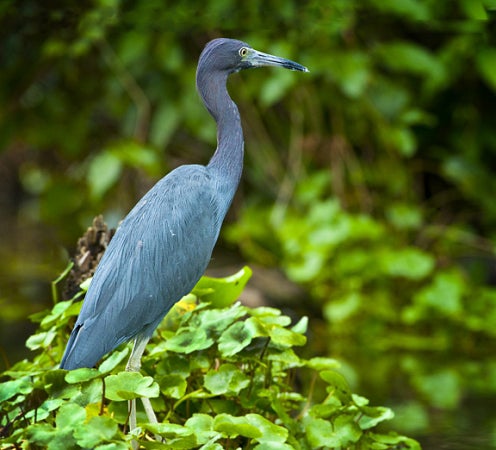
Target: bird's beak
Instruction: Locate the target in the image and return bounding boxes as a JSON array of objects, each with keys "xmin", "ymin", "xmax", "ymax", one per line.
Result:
[{"xmin": 249, "ymin": 49, "xmax": 309, "ymax": 72}]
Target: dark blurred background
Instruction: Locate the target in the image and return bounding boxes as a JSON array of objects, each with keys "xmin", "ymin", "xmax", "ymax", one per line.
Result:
[{"xmin": 1, "ymin": 1, "xmax": 496, "ymax": 448}]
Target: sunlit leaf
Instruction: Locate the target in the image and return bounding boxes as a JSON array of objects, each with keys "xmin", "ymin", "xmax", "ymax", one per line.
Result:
[
  {"xmin": 193, "ymin": 266, "xmax": 252, "ymax": 308},
  {"xmin": 245, "ymin": 413, "xmax": 288, "ymax": 443},
  {"xmin": 268, "ymin": 326, "xmax": 306, "ymax": 347},
  {"xmin": 105, "ymin": 372, "xmax": 159, "ymax": 401},
  {"xmin": 98, "ymin": 347, "xmax": 130, "ymax": 373},
  {"xmin": 0, "ymin": 377, "xmax": 33, "ymax": 402},
  {"xmin": 213, "ymin": 414, "xmax": 262, "ymax": 439},
  {"xmin": 26, "ymin": 328, "xmax": 57, "ymax": 350},
  {"xmin": 65, "ymin": 367, "xmax": 101, "ymax": 383}
]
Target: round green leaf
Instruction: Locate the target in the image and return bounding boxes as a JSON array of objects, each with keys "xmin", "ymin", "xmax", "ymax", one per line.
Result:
[
  {"xmin": 65, "ymin": 368, "xmax": 101, "ymax": 384},
  {"xmin": 218, "ymin": 321, "xmax": 254, "ymax": 357},
  {"xmin": 213, "ymin": 414, "xmax": 262, "ymax": 439},
  {"xmin": 192, "ymin": 266, "xmax": 252, "ymax": 307},
  {"xmin": 55, "ymin": 403, "xmax": 86, "ymax": 429},
  {"xmin": 105, "ymin": 372, "xmax": 159, "ymax": 401},
  {"xmin": 74, "ymin": 416, "xmax": 118, "ymax": 447},
  {"xmin": 204, "ymin": 364, "xmax": 250, "ymax": 395},
  {"xmin": 164, "ymin": 327, "xmax": 214, "ymax": 354}
]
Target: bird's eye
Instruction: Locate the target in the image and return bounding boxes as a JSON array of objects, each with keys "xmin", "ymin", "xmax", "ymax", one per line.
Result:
[{"xmin": 239, "ymin": 47, "xmax": 248, "ymax": 57}]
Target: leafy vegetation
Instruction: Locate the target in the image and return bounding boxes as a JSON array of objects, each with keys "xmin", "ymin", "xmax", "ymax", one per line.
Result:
[
  {"xmin": 2, "ymin": 0, "xmax": 496, "ymax": 448},
  {"xmin": 0, "ymin": 268, "xmax": 419, "ymax": 449}
]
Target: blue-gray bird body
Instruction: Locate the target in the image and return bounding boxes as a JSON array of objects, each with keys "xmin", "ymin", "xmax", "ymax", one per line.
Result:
[{"xmin": 60, "ymin": 38, "xmax": 307, "ymax": 370}]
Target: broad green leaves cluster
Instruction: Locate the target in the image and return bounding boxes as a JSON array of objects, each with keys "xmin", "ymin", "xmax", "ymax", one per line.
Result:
[
  {"xmin": 2, "ymin": 0, "xmax": 496, "ymax": 446},
  {"xmin": 231, "ymin": 167, "xmax": 496, "ymax": 340},
  {"xmin": 0, "ymin": 267, "xmax": 419, "ymax": 449},
  {"xmin": 227, "ymin": 169, "xmax": 496, "ymax": 440}
]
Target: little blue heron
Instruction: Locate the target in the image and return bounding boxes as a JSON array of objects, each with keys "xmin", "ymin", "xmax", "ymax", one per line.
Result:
[{"xmin": 60, "ymin": 38, "xmax": 307, "ymax": 429}]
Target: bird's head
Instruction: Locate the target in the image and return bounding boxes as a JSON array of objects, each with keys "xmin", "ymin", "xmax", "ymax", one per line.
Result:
[{"xmin": 198, "ymin": 38, "xmax": 308, "ymax": 75}]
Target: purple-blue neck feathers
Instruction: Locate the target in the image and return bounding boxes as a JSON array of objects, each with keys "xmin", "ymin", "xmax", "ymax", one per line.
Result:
[{"xmin": 196, "ymin": 42, "xmax": 244, "ymax": 196}]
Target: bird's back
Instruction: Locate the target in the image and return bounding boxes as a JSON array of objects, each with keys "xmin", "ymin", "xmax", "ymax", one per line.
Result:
[{"xmin": 60, "ymin": 164, "xmax": 229, "ymax": 369}]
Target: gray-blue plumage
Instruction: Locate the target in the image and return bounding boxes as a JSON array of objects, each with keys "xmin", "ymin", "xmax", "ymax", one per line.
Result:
[{"xmin": 60, "ymin": 38, "xmax": 307, "ymax": 370}]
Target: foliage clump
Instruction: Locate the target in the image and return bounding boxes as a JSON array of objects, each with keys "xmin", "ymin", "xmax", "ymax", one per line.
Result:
[{"xmin": 0, "ymin": 267, "xmax": 419, "ymax": 449}]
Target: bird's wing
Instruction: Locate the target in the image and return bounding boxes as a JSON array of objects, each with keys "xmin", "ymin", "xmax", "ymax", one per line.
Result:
[{"xmin": 61, "ymin": 165, "xmax": 224, "ymax": 368}]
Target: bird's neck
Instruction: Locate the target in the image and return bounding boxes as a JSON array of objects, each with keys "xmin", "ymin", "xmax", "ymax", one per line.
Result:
[{"xmin": 197, "ymin": 70, "xmax": 244, "ymax": 193}]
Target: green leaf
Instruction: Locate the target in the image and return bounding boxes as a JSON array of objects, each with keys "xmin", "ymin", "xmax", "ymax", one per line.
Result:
[
  {"xmin": 198, "ymin": 444, "xmax": 223, "ymax": 450},
  {"xmin": 213, "ymin": 414, "xmax": 262, "ymax": 439},
  {"xmin": 245, "ymin": 414, "xmax": 288, "ymax": 443},
  {"xmin": 388, "ymin": 126, "xmax": 417, "ymax": 157},
  {"xmin": 0, "ymin": 377, "xmax": 33, "ymax": 402},
  {"xmin": 98, "ymin": 347, "xmax": 130, "ymax": 373},
  {"xmin": 164, "ymin": 327, "xmax": 214, "ymax": 354},
  {"xmin": 386, "ymin": 203, "xmax": 423, "ymax": 230},
  {"xmin": 193, "ymin": 266, "xmax": 252, "ymax": 307},
  {"xmin": 204, "ymin": 364, "xmax": 250, "ymax": 395},
  {"xmin": 414, "ymin": 368, "xmax": 461, "ymax": 409},
  {"xmin": 185, "ymin": 414, "xmax": 218, "ymax": 444},
  {"xmin": 268, "ymin": 326, "xmax": 306, "ymax": 347},
  {"xmin": 25, "ymin": 399, "xmax": 64, "ymax": 421},
  {"xmin": 369, "ymin": 432, "xmax": 421, "ymax": 449},
  {"xmin": 305, "ymin": 414, "xmax": 362, "ymax": 447},
  {"xmin": 105, "ymin": 372, "xmax": 159, "ymax": 401},
  {"xmin": 26, "ymin": 423, "xmax": 73, "ymax": 450},
  {"xmin": 366, "ymin": 0, "xmax": 431, "ymax": 20},
  {"xmin": 142, "ymin": 422, "xmax": 193, "ymax": 438},
  {"xmin": 412, "ymin": 270, "xmax": 464, "ymax": 317},
  {"xmin": 193, "ymin": 305, "xmax": 247, "ymax": 335},
  {"xmin": 74, "ymin": 416, "xmax": 118, "ymax": 447},
  {"xmin": 291, "ymin": 316, "xmax": 308, "ymax": 334},
  {"xmin": 375, "ymin": 41, "xmax": 445, "ymax": 81},
  {"xmin": 95, "ymin": 443, "xmax": 130, "ymax": 450},
  {"xmin": 26, "ymin": 328, "xmax": 57, "ymax": 350},
  {"xmin": 65, "ymin": 367, "xmax": 101, "ymax": 383},
  {"xmin": 320, "ymin": 370, "xmax": 352, "ymax": 403},
  {"xmin": 56, "ymin": 403, "xmax": 87, "ymax": 429},
  {"xmin": 157, "ymin": 374, "xmax": 187, "ymax": 399},
  {"xmin": 218, "ymin": 321, "xmax": 254, "ymax": 357},
  {"xmin": 324, "ymin": 292, "xmax": 362, "ymax": 323},
  {"xmin": 306, "ymin": 357, "xmax": 341, "ymax": 371},
  {"xmin": 379, "ymin": 247, "xmax": 435, "ymax": 280},
  {"xmin": 477, "ymin": 47, "xmax": 496, "ymax": 91},
  {"xmin": 328, "ymin": 51, "xmax": 370, "ymax": 98},
  {"xmin": 253, "ymin": 444, "xmax": 294, "ymax": 450},
  {"xmin": 87, "ymin": 150, "xmax": 123, "ymax": 200},
  {"xmin": 358, "ymin": 406, "xmax": 394, "ymax": 429},
  {"xmin": 72, "ymin": 378, "xmax": 104, "ymax": 406},
  {"xmin": 260, "ymin": 70, "xmax": 298, "ymax": 106},
  {"xmin": 40, "ymin": 300, "xmax": 74, "ymax": 328},
  {"xmin": 150, "ymin": 103, "xmax": 181, "ymax": 148}
]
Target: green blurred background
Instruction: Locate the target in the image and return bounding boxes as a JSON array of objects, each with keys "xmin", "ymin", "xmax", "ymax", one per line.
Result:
[{"xmin": 1, "ymin": 0, "xmax": 496, "ymax": 448}]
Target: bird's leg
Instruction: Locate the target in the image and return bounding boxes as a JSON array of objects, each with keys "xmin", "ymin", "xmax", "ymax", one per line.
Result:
[
  {"xmin": 126, "ymin": 335, "xmax": 162, "ymax": 443},
  {"xmin": 126, "ymin": 335, "xmax": 150, "ymax": 372}
]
